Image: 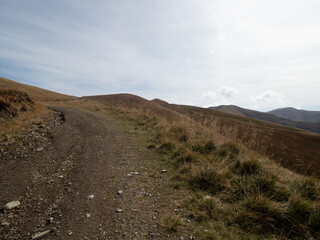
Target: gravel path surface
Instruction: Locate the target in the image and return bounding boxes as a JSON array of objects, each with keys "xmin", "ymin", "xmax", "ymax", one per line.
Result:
[{"xmin": 0, "ymin": 107, "xmax": 167, "ymax": 239}]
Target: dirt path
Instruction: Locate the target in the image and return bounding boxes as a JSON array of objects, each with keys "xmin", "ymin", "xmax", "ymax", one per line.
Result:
[{"xmin": 0, "ymin": 107, "xmax": 168, "ymax": 239}]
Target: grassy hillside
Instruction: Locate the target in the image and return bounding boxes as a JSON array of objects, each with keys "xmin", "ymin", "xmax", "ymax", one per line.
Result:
[
  {"xmin": 156, "ymin": 102, "xmax": 320, "ymax": 176},
  {"xmin": 68, "ymin": 94, "xmax": 320, "ymax": 239},
  {"xmin": 211, "ymin": 105, "xmax": 320, "ymax": 134},
  {"xmin": 269, "ymin": 107, "xmax": 320, "ymax": 123},
  {"xmin": 0, "ymin": 77, "xmax": 76, "ymax": 102}
]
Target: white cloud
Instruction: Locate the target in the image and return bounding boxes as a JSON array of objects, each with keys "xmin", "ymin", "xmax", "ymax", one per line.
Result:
[
  {"xmin": 203, "ymin": 91, "xmax": 217, "ymax": 100},
  {"xmin": 219, "ymin": 86, "xmax": 239, "ymax": 99},
  {"xmin": 252, "ymin": 91, "xmax": 288, "ymax": 110}
]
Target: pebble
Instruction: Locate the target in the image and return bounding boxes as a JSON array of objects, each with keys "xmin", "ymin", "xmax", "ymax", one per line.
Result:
[
  {"xmin": 1, "ymin": 221, "xmax": 10, "ymax": 226},
  {"xmin": 127, "ymin": 173, "xmax": 132, "ymax": 177},
  {"xmin": 161, "ymin": 169, "xmax": 168, "ymax": 173},
  {"xmin": 2, "ymin": 201, "xmax": 20, "ymax": 210},
  {"xmin": 88, "ymin": 195, "xmax": 95, "ymax": 199},
  {"xmin": 32, "ymin": 230, "xmax": 51, "ymax": 240},
  {"xmin": 86, "ymin": 213, "xmax": 91, "ymax": 218},
  {"xmin": 117, "ymin": 190, "xmax": 123, "ymax": 195},
  {"xmin": 116, "ymin": 208, "xmax": 124, "ymax": 213}
]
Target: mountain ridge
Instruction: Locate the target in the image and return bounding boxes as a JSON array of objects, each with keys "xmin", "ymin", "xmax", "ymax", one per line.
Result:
[{"xmin": 210, "ymin": 105, "xmax": 320, "ymax": 134}]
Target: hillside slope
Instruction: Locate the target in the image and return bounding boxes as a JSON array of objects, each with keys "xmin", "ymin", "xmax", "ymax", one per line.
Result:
[
  {"xmin": 211, "ymin": 105, "xmax": 320, "ymax": 134},
  {"xmin": 269, "ymin": 107, "xmax": 320, "ymax": 123},
  {"xmin": 0, "ymin": 77, "xmax": 76, "ymax": 102},
  {"xmin": 155, "ymin": 100, "xmax": 320, "ymax": 175}
]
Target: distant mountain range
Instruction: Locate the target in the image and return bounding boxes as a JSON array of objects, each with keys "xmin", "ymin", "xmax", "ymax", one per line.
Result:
[
  {"xmin": 210, "ymin": 105, "xmax": 320, "ymax": 134},
  {"xmin": 268, "ymin": 107, "xmax": 320, "ymax": 123}
]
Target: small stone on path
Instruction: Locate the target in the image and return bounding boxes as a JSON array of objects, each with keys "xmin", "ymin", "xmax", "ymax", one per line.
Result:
[
  {"xmin": 32, "ymin": 230, "xmax": 51, "ymax": 240},
  {"xmin": 88, "ymin": 195, "xmax": 95, "ymax": 199},
  {"xmin": 116, "ymin": 208, "xmax": 123, "ymax": 213},
  {"xmin": 2, "ymin": 201, "xmax": 20, "ymax": 211}
]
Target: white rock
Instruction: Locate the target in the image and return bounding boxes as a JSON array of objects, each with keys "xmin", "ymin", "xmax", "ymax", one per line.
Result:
[
  {"xmin": 86, "ymin": 213, "xmax": 91, "ymax": 218},
  {"xmin": 88, "ymin": 195, "xmax": 94, "ymax": 199},
  {"xmin": 117, "ymin": 190, "xmax": 123, "ymax": 195},
  {"xmin": 1, "ymin": 221, "xmax": 10, "ymax": 226},
  {"xmin": 127, "ymin": 173, "xmax": 132, "ymax": 177},
  {"xmin": 161, "ymin": 169, "xmax": 168, "ymax": 173},
  {"xmin": 2, "ymin": 201, "xmax": 20, "ymax": 210},
  {"xmin": 116, "ymin": 208, "xmax": 123, "ymax": 213},
  {"xmin": 32, "ymin": 230, "xmax": 50, "ymax": 239}
]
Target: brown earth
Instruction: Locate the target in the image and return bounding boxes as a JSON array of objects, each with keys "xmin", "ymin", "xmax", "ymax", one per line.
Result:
[{"xmin": 0, "ymin": 106, "xmax": 173, "ymax": 239}]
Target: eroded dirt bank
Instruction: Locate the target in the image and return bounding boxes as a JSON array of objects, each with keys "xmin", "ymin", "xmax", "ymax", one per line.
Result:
[{"xmin": 0, "ymin": 107, "xmax": 168, "ymax": 239}]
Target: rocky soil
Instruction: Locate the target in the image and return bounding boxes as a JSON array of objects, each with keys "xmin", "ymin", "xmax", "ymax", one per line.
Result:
[{"xmin": 0, "ymin": 107, "xmax": 178, "ymax": 239}]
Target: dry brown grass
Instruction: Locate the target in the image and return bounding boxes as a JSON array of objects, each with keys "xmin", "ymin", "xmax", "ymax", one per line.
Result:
[
  {"xmin": 155, "ymin": 102, "xmax": 320, "ymax": 176},
  {"xmin": 0, "ymin": 77, "xmax": 76, "ymax": 102}
]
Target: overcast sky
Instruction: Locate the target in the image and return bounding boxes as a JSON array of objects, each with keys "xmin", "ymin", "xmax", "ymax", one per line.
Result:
[{"xmin": 0, "ymin": 0, "xmax": 319, "ymax": 111}]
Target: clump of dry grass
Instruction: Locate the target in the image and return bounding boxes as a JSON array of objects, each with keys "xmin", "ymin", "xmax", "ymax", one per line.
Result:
[{"xmin": 160, "ymin": 215, "xmax": 181, "ymax": 232}]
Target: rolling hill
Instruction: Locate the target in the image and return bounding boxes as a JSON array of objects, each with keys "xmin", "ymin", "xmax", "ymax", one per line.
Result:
[
  {"xmin": 210, "ymin": 105, "xmax": 320, "ymax": 134},
  {"xmin": 268, "ymin": 107, "xmax": 320, "ymax": 123},
  {"xmin": 0, "ymin": 77, "xmax": 76, "ymax": 102},
  {"xmin": 154, "ymin": 100, "xmax": 320, "ymax": 175}
]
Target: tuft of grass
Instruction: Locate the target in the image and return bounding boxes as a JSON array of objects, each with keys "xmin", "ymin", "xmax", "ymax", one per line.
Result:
[
  {"xmin": 235, "ymin": 196, "xmax": 285, "ymax": 234},
  {"xmin": 160, "ymin": 215, "xmax": 181, "ymax": 232},
  {"xmin": 215, "ymin": 142, "xmax": 239, "ymax": 159},
  {"xmin": 192, "ymin": 140, "xmax": 216, "ymax": 155},
  {"xmin": 294, "ymin": 176, "xmax": 320, "ymax": 201},
  {"xmin": 186, "ymin": 196, "xmax": 219, "ymax": 222},
  {"xmin": 256, "ymin": 175, "xmax": 290, "ymax": 202},
  {"xmin": 188, "ymin": 164, "xmax": 228, "ymax": 194},
  {"xmin": 157, "ymin": 141, "xmax": 175, "ymax": 154},
  {"xmin": 235, "ymin": 157, "xmax": 261, "ymax": 175}
]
